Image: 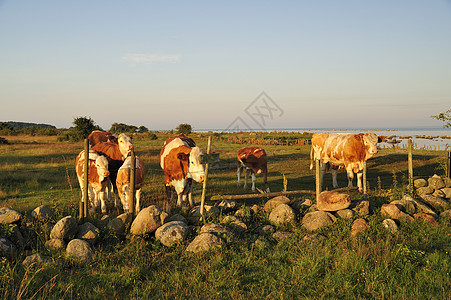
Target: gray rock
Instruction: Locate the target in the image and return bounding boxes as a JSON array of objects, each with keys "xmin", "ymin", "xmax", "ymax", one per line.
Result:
[
  {"xmin": 218, "ymin": 200, "xmax": 239, "ymax": 213},
  {"xmin": 256, "ymin": 224, "xmax": 275, "ymax": 235},
  {"xmin": 382, "ymin": 219, "xmax": 399, "ymax": 233},
  {"xmin": 99, "ymin": 215, "xmax": 111, "ymax": 228},
  {"xmin": 303, "ymin": 233, "xmax": 327, "ymax": 242},
  {"xmin": 186, "ymin": 233, "xmax": 224, "ymax": 253},
  {"xmin": 221, "ymin": 216, "xmax": 247, "ymax": 233},
  {"xmin": 190, "ymin": 205, "xmax": 220, "ymax": 220},
  {"xmin": 317, "ymin": 191, "xmax": 351, "ymax": 211},
  {"xmin": 302, "ymin": 211, "xmax": 336, "ymax": 231},
  {"xmin": 290, "ymin": 199, "xmax": 313, "ymax": 212},
  {"xmin": 0, "ymin": 237, "xmax": 17, "ymax": 259},
  {"xmin": 45, "ymin": 239, "xmax": 66, "ymax": 250},
  {"xmin": 264, "ymin": 196, "xmax": 291, "ymax": 213},
  {"xmin": 66, "ymin": 239, "xmax": 94, "ymax": 262},
  {"xmin": 50, "ymin": 216, "xmax": 78, "ymax": 240},
  {"xmin": 0, "ymin": 207, "xmax": 22, "ymax": 224},
  {"xmin": 130, "ymin": 205, "xmax": 168, "ymax": 236},
  {"xmin": 272, "ymin": 231, "xmax": 292, "ymax": 241},
  {"xmin": 22, "ymin": 253, "xmax": 51, "ymax": 266},
  {"xmin": 107, "ymin": 217, "xmax": 126, "ymax": 234},
  {"xmin": 351, "ymin": 200, "xmax": 370, "ymax": 216},
  {"xmin": 350, "ymin": 218, "xmax": 369, "ymax": 237},
  {"xmin": 31, "ymin": 205, "xmax": 54, "ymax": 221},
  {"xmin": 414, "ymin": 178, "xmax": 427, "ymax": 188},
  {"xmin": 419, "ymin": 194, "xmax": 449, "ymax": 212},
  {"xmin": 234, "ymin": 207, "xmax": 253, "ymax": 219},
  {"xmin": 200, "ymin": 223, "xmax": 235, "ymax": 241},
  {"xmin": 416, "ymin": 186, "xmax": 434, "ymax": 195},
  {"xmin": 440, "ymin": 187, "xmax": 451, "ymax": 199},
  {"xmin": 381, "ymin": 204, "xmax": 414, "ymax": 223},
  {"xmin": 335, "ymin": 209, "xmax": 355, "ymax": 219},
  {"xmin": 254, "ymin": 236, "xmax": 270, "ymax": 248},
  {"xmin": 76, "ymin": 222, "xmax": 100, "ymax": 244},
  {"xmin": 269, "ymin": 204, "xmax": 296, "ymax": 225},
  {"xmin": 155, "ymin": 221, "xmax": 189, "ymax": 246},
  {"xmin": 166, "ymin": 214, "xmax": 188, "ymax": 224},
  {"xmin": 428, "ymin": 175, "xmax": 445, "ymax": 190}
]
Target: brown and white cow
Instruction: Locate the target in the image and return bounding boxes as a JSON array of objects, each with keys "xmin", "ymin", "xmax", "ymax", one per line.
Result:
[
  {"xmin": 310, "ymin": 132, "xmax": 384, "ymax": 192},
  {"xmin": 237, "ymin": 146, "xmax": 270, "ymax": 192},
  {"xmin": 160, "ymin": 134, "xmax": 205, "ymax": 209},
  {"xmin": 75, "ymin": 150, "xmax": 110, "ymax": 214},
  {"xmin": 91, "ymin": 134, "xmax": 134, "ymax": 208},
  {"xmin": 116, "ymin": 156, "xmax": 145, "ymax": 214},
  {"xmin": 88, "ymin": 130, "xmax": 118, "ymax": 147}
]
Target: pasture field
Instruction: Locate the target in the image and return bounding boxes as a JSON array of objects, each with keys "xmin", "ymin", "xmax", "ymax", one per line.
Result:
[{"xmin": 0, "ymin": 132, "xmax": 450, "ymax": 299}]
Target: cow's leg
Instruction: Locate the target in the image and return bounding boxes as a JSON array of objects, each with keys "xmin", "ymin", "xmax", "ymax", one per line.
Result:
[
  {"xmin": 164, "ymin": 185, "xmax": 173, "ymax": 212},
  {"xmin": 88, "ymin": 186, "xmax": 97, "ymax": 215},
  {"xmin": 99, "ymin": 190, "xmax": 107, "ymax": 214},
  {"xmin": 356, "ymin": 170, "xmax": 363, "ymax": 193},
  {"xmin": 263, "ymin": 169, "xmax": 270, "ymax": 193},
  {"xmin": 331, "ymin": 168, "xmax": 339, "ymax": 188},
  {"xmin": 237, "ymin": 164, "xmax": 242, "ymax": 186},
  {"xmin": 346, "ymin": 167, "xmax": 355, "ymax": 188},
  {"xmin": 244, "ymin": 169, "xmax": 250, "ymax": 189},
  {"xmin": 186, "ymin": 179, "xmax": 194, "ymax": 207},
  {"xmin": 251, "ymin": 172, "xmax": 256, "ymax": 191}
]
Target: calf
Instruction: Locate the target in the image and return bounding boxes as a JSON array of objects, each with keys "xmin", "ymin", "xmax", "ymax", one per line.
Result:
[
  {"xmin": 237, "ymin": 147, "xmax": 270, "ymax": 192},
  {"xmin": 75, "ymin": 150, "xmax": 110, "ymax": 214},
  {"xmin": 160, "ymin": 134, "xmax": 205, "ymax": 210},
  {"xmin": 116, "ymin": 156, "xmax": 145, "ymax": 214},
  {"xmin": 91, "ymin": 134, "xmax": 134, "ymax": 208},
  {"xmin": 310, "ymin": 132, "xmax": 384, "ymax": 192},
  {"xmin": 88, "ymin": 130, "xmax": 118, "ymax": 147}
]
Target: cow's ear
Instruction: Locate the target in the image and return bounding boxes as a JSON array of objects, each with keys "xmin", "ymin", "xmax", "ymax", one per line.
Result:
[
  {"xmin": 177, "ymin": 152, "xmax": 189, "ymax": 161},
  {"xmin": 378, "ymin": 136, "xmax": 385, "ymax": 143}
]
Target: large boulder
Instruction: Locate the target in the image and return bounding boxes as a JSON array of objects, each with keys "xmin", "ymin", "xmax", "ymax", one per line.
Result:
[
  {"xmin": 317, "ymin": 191, "xmax": 351, "ymax": 211},
  {"xmin": 380, "ymin": 204, "xmax": 414, "ymax": 223},
  {"xmin": 428, "ymin": 175, "xmax": 445, "ymax": 190},
  {"xmin": 416, "ymin": 186, "xmax": 434, "ymax": 195},
  {"xmin": 76, "ymin": 222, "xmax": 100, "ymax": 244},
  {"xmin": 31, "ymin": 205, "xmax": 54, "ymax": 221},
  {"xmin": 419, "ymin": 194, "xmax": 449, "ymax": 212},
  {"xmin": 50, "ymin": 216, "xmax": 78, "ymax": 240},
  {"xmin": 200, "ymin": 223, "xmax": 235, "ymax": 241},
  {"xmin": 413, "ymin": 178, "xmax": 427, "ymax": 188},
  {"xmin": 269, "ymin": 204, "xmax": 296, "ymax": 225},
  {"xmin": 22, "ymin": 253, "xmax": 52, "ymax": 266},
  {"xmin": 0, "ymin": 207, "xmax": 22, "ymax": 224},
  {"xmin": 264, "ymin": 196, "xmax": 291, "ymax": 213},
  {"xmin": 302, "ymin": 211, "xmax": 336, "ymax": 231},
  {"xmin": 186, "ymin": 233, "xmax": 224, "ymax": 253},
  {"xmin": 66, "ymin": 239, "xmax": 94, "ymax": 262},
  {"xmin": 130, "ymin": 206, "xmax": 168, "ymax": 236},
  {"xmin": 350, "ymin": 218, "xmax": 369, "ymax": 237},
  {"xmin": 155, "ymin": 221, "xmax": 189, "ymax": 246},
  {"xmin": 107, "ymin": 213, "xmax": 133, "ymax": 235},
  {"xmin": 45, "ymin": 239, "xmax": 66, "ymax": 251}
]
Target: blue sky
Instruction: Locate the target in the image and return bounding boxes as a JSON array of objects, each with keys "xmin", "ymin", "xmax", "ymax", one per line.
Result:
[{"xmin": 1, "ymin": 1, "xmax": 450, "ymax": 130}]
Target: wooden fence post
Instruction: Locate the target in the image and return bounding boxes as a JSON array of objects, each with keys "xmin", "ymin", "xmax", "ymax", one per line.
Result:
[
  {"xmin": 363, "ymin": 161, "xmax": 367, "ymax": 200},
  {"xmin": 129, "ymin": 150, "xmax": 136, "ymax": 215},
  {"xmin": 447, "ymin": 151, "xmax": 451, "ymax": 179},
  {"xmin": 200, "ymin": 136, "xmax": 212, "ymax": 222},
  {"xmin": 80, "ymin": 139, "xmax": 89, "ymax": 220},
  {"xmin": 408, "ymin": 139, "xmax": 413, "ymax": 193},
  {"xmin": 315, "ymin": 159, "xmax": 321, "ymax": 203}
]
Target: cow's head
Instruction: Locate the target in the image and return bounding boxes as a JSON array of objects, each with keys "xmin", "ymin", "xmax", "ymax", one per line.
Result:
[
  {"xmin": 95, "ymin": 155, "xmax": 110, "ymax": 182},
  {"xmin": 118, "ymin": 134, "xmax": 134, "ymax": 159},
  {"xmin": 363, "ymin": 133, "xmax": 379, "ymax": 157},
  {"xmin": 178, "ymin": 146, "xmax": 205, "ymax": 183}
]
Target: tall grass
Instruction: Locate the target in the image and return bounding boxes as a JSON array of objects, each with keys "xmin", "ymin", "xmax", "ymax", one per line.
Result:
[{"xmin": 0, "ymin": 133, "xmax": 450, "ymax": 299}]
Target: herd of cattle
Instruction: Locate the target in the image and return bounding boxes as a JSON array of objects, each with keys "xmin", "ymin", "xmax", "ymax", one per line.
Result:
[{"xmin": 75, "ymin": 130, "xmax": 384, "ymax": 214}]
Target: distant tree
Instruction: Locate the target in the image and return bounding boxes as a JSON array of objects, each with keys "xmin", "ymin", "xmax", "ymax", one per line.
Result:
[
  {"xmin": 138, "ymin": 126, "xmax": 149, "ymax": 133},
  {"xmin": 176, "ymin": 123, "xmax": 192, "ymax": 135},
  {"xmin": 431, "ymin": 109, "xmax": 451, "ymax": 128},
  {"xmin": 68, "ymin": 116, "xmax": 102, "ymax": 141},
  {"xmin": 110, "ymin": 123, "xmax": 138, "ymax": 133}
]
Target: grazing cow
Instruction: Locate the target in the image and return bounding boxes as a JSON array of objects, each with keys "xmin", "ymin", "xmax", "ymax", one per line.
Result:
[
  {"xmin": 160, "ymin": 134, "xmax": 205, "ymax": 209},
  {"xmin": 91, "ymin": 134, "xmax": 134, "ymax": 208},
  {"xmin": 88, "ymin": 130, "xmax": 118, "ymax": 147},
  {"xmin": 116, "ymin": 156, "xmax": 145, "ymax": 213},
  {"xmin": 75, "ymin": 150, "xmax": 110, "ymax": 214},
  {"xmin": 237, "ymin": 147, "xmax": 270, "ymax": 192},
  {"xmin": 310, "ymin": 132, "xmax": 384, "ymax": 192}
]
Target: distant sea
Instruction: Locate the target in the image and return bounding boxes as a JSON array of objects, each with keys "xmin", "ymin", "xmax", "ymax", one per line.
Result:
[{"xmin": 204, "ymin": 127, "xmax": 451, "ymax": 151}]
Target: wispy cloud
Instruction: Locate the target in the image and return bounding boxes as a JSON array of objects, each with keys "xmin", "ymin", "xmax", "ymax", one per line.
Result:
[{"xmin": 122, "ymin": 53, "xmax": 181, "ymax": 65}]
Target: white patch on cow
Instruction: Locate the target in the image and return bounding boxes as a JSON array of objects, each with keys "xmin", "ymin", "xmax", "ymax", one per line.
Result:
[
  {"xmin": 188, "ymin": 146, "xmax": 205, "ymax": 182},
  {"xmin": 160, "ymin": 138, "xmax": 186, "ymax": 169},
  {"xmin": 171, "ymin": 179, "xmax": 186, "ymax": 195},
  {"xmin": 118, "ymin": 134, "xmax": 133, "ymax": 159}
]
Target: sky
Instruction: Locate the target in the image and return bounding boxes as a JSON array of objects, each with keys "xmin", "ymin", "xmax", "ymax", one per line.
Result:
[{"xmin": 1, "ymin": 1, "xmax": 451, "ymax": 131}]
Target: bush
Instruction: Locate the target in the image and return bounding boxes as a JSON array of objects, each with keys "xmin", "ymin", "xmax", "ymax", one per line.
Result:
[{"xmin": 176, "ymin": 123, "xmax": 192, "ymax": 135}]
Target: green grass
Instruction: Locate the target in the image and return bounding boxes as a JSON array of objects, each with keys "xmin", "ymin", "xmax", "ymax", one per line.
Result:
[{"xmin": 0, "ymin": 133, "xmax": 450, "ymax": 299}]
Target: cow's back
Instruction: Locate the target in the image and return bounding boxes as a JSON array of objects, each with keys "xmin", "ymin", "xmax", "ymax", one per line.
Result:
[
  {"xmin": 322, "ymin": 134, "xmax": 367, "ymax": 171},
  {"xmin": 160, "ymin": 135, "xmax": 194, "ymax": 169},
  {"xmin": 92, "ymin": 142, "xmax": 123, "ymax": 161},
  {"xmin": 238, "ymin": 147, "xmax": 267, "ymax": 171}
]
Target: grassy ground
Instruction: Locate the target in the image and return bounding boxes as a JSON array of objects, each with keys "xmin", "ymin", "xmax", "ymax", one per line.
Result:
[{"xmin": 0, "ymin": 133, "xmax": 450, "ymax": 299}]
